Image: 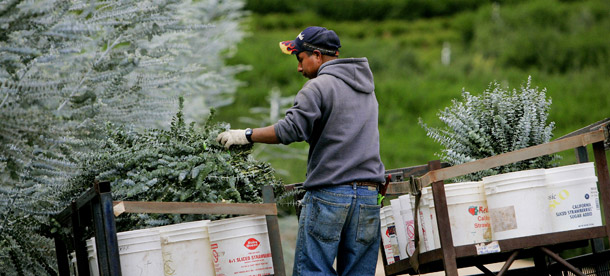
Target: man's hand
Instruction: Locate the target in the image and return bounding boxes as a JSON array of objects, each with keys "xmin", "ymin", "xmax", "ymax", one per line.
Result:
[{"xmin": 216, "ymin": 129, "xmax": 250, "ymax": 149}]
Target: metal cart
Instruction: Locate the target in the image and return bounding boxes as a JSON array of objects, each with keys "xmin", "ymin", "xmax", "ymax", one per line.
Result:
[
  {"xmin": 381, "ymin": 119, "xmax": 610, "ymax": 276},
  {"xmin": 53, "ymin": 183, "xmax": 286, "ymax": 276}
]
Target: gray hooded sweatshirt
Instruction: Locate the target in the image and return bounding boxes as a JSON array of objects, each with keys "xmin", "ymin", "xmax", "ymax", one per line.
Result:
[{"xmin": 274, "ymin": 58, "xmax": 385, "ymax": 189}]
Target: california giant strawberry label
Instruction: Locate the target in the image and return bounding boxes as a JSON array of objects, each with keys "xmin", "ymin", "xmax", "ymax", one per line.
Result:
[
  {"xmin": 548, "ymin": 183, "xmax": 602, "ymax": 232},
  {"xmin": 468, "ymin": 205, "xmax": 490, "ymax": 230},
  {"xmin": 450, "ymin": 202, "xmax": 492, "ymax": 246}
]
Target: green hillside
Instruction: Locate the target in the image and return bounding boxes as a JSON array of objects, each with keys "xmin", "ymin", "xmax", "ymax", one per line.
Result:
[{"xmin": 214, "ymin": 0, "xmax": 610, "ymax": 184}]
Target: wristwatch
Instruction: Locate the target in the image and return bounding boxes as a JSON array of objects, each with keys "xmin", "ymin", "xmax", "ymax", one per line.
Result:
[{"xmin": 245, "ymin": 128, "xmax": 253, "ymax": 143}]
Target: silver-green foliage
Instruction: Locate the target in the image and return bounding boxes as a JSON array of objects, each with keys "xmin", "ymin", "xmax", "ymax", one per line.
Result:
[
  {"xmin": 66, "ymin": 103, "xmax": 283, "ymax": 231},
  {"xmin": 0, "ymin": 0, "xmax": 246, "ymax": 274},
  {"xmin": 419, "ymin": 77, "xmax": 560, "ymax": 181}
]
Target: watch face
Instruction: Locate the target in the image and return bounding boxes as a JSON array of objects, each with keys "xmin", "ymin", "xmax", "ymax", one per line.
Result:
[{"xmin": 245, "ymin": 128, "xmax": 253, "ymax": 142}]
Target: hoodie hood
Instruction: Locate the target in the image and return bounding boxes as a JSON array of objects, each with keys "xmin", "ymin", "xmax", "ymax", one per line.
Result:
[{"xmin": 317, "ymin": 58, "xmax": 375, "ymax": 93}]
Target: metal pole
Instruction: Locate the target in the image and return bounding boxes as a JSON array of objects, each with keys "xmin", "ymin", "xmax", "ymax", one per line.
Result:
[
  {"xmin": 540, "ymin": 247, "xmax": 586, "ymax": 276},
  {"xmin": 92, "ymin": 194, "xmax": 111, "ymax": 275},
  {"xmin": 263, "ymin": 185, "xmax": 286, "ymax": 276},
  {"xmin": 575, "ymin": 145, "xmax": 606, "ymax": 276},
  {"xmin": 99, "ymin": 187, "xmax": 122, "ymax": 275},
  {"xmin": 575, "ymin": 146, "xmax": 589, "ymax": 163},
  {"xmin": 71, "ymin": 202, "xmax": 91, "ymax": 276},
  {"xmin": 54, "ymin": 235, "xmax": 71, "ymax": 276},
  {"xmin": 533, "ymin": 250, "xmax": 549, "ymax": 275},
  {"xmin": 593, "ymin": 142, "xmax": 610, "ymax": 239},
  {"xmin": 496, "ymin": 250, "xmax": 520, "ymax": 276}
]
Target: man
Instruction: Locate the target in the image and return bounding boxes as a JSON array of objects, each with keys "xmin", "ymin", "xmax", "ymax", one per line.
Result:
[{"xmin": 217, "ymin": 26, "xmax": 385, "ymax": 276}]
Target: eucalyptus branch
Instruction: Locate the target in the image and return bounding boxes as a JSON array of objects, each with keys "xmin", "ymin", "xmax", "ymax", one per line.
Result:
[
  {"xmin": 57, "ymin": 35, "xmax": 123, "ymax": 112},
  {"xmin": 0, "ymin": 193, "xmax": 19, "ymax": 238},
  {"xmin": 420, "ymin": 77, "xmax": 559, "ymax": 181},
  {"xmin": 0, "ymin": 90, "xmax": 8, "ymax": 109}
]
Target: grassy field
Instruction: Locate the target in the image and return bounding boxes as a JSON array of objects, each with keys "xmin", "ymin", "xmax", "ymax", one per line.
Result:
[{"xmin": 213, "ymin": 0, "xmax": 610, "ymax": 185}]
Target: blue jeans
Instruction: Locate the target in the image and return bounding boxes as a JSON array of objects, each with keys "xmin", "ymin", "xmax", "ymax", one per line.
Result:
[{"xmin": 293, "ymin": 183, "xmax": 381, "ymax": 276}]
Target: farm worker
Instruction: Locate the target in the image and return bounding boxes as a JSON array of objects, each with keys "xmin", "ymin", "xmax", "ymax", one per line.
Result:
[{"xmin": 216, "ymin": 26, "xmax": 385, "ymax": 276}]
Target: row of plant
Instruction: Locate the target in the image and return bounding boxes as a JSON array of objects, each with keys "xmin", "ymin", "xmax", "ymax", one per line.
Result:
[
  {"xmin": 244, "ymin": 0, "xmax": 528, "ymax": 21},
  {"xmin": 251, "ymin": 0, "xmax": 610, "ymax": 73}
]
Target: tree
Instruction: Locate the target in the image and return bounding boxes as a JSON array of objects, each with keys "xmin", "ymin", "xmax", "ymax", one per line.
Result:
[{"xmin": 0, "ymin": 0, "xmax": 246, "ymax": 273}]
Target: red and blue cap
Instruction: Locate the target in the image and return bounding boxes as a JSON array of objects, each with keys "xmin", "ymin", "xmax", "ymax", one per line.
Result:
[{"xmin": 279, "ymin": 26, "xmax": 341, "ymax": 56}]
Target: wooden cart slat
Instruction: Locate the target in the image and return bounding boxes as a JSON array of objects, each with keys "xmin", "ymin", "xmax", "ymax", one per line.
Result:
[
  {"xmin": 112, "ymin": 201, "xmax": 278, "ymax": 216},
  {"xmin": 419, "ymin": 129, "xmax": 605, "ymax": 187}
]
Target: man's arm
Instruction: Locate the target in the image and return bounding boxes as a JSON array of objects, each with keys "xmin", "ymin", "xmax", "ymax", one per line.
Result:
[
  {"xmin": 251, "ymin": 125, "xmax": 279, "ymax": 144},
  {"xmin": 216, "ymin": 125, "xmax": 279, "ymax": 149}
]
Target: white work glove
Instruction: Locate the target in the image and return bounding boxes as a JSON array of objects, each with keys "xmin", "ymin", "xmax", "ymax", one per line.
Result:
[{"xmin": 216, "ymin": 129, "xmax": 249, "ymax": 149}]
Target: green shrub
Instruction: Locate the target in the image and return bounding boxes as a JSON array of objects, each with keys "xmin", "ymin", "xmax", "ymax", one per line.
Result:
[
  {"xmin": 471, "ymin": 0, "xmax": 610, "ymax": 72},
  {"xmin": 245, "ymin": 0, "xmax": 511, "ymax": 21}
]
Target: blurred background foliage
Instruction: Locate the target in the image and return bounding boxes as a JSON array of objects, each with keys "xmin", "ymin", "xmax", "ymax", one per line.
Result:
[{"xmin": 214, "ymin": 0, "xmax": 610, "ymax": 185}]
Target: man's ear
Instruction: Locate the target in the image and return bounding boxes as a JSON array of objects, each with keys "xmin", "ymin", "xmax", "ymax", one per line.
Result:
[{"xmin": 313, "ymin": 50, "xmax": 323, "ymax": 60}]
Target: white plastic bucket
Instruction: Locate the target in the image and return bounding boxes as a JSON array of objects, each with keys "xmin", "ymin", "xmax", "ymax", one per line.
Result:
[
  {"xmin": 86, "ymin": 238, "xmax": 99, "ymax": 276},
  {"xmin": 379, "ymin": 208, "xmax": 395, "ymax": 264},
  {"xmin": 69, "ymin": 252, "xmax": 78, "ymax": 276},
  {"xmin": 425, "ymin": 190, "xmax": 441, "ymax": 250},
  {"xmin": 483, "ymin": 168, "xmax": 548, "ymax": 183},
  {"xmin": 383, "ymin": 206, "xmax": 401, "ymax": 262},
  {"xmin": 208, "ymin": 215, "xmax": 273, "ymax": 276},
  {"xmin": 87, "ymin": 229, "xmax": 165, "ymax": 276},
  {"xmin": 158, "ymin": 220, "xmax": 215, "ymax": 276},
  {"xmin": 398, "ymin": 195, "xmax": 416, "ymax": 257},
  {"xmin": 444, "ymin": 181, "xmax": 492, "ymax": 246},
  {"xmin": 390, "ymin": 199, "xmax": 408, "ymax": 259},
  {"xmin": 547, "ymin": 174, "xmax": 602, "ymax": 232},
  {"xmin": 117, "ymin": 228, "xmax": 164, "ymax": 276},
  {"xmin": 411, "ymin": 188, "xmax": 435, "ymax": 252},
  {"xmin": 546, "ymin": 162, "xmax": 596, "ymax": 183},
  {"xmin": 483, "ymin": 169, "xmax": 552, "ymax": 240}
]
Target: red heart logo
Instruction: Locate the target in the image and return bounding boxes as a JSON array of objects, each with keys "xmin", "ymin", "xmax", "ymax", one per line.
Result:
[
  {"xmin": 468, "ymin": 206, "xmax": 477, "ymax": 216},
  {"xmin": 244, "ymin": 238, "xmax": 260, "ymax": 250}
]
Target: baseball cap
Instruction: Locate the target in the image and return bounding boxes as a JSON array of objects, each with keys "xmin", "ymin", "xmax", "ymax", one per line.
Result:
[{"xmin": 279, "ymin": 26, "xmax": 341, "ymax": 56}]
